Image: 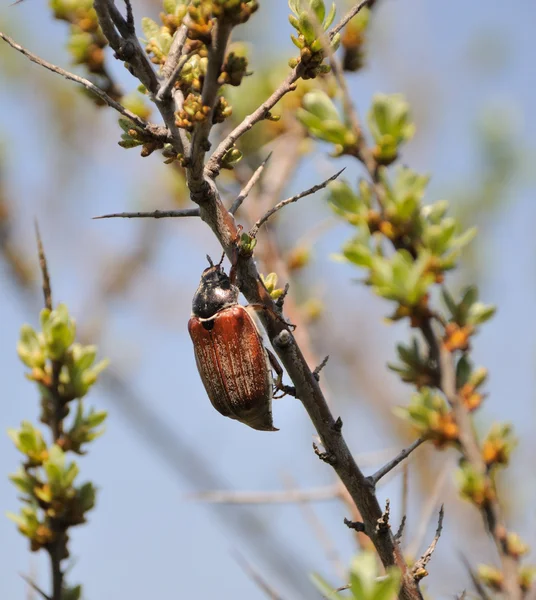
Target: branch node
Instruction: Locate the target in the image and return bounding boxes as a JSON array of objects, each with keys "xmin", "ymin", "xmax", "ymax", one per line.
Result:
[
  {"xmin": 273, "ymin": 330, "xmax": 292, "ymax": 348},
  {"xmin": 313, "ymin": 355, "xmax": 329, "ymax": 381},
  {"xmin": 344, "ymin": 518, "xmax": 367, "ymax": 534},
  {"xmin": 332, "ymin": 417, "xmax": 343, "ymax": 433},
  {"xmin": 275, "ymin": 283, "xmax": 290, "ymax": 311},
  {"xmin": 313, "ymin": 442, "xmax": 337, "ymax": 465},
  {"xmin": 369, "ymin": 438, "xmax": 424, "ymax": 486}
]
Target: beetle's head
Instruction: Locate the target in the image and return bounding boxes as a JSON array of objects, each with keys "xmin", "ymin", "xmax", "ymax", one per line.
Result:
[{"xmin": 192, "ymin": 255, "xmax": 239, "ymax": 319}]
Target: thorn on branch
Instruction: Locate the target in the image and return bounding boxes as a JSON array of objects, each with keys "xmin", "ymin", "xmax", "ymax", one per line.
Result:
[
  {"xmin": 313, "ymin": 442, "xmax": 337, "ymax": 465},
  {"xmin": 230, "ymin": 152, "xmax": 272, "ymax": 215},
  {"xmin": 313, "ymin": 355, "xmax": 329, "ymax": 381},
  {"xmin": 344, "ymin": 518, "xmax": 367, "ymax": 534},
  {"xmin": 0, "ymin": 32, "xmax": 158, "ymax": 138},
  {"xmin": 249, "ymin": 169, "xmax": 345, "ymax": 237},
  {"xmin": 275, "ymin": 283, "xmax": 290, "ymax": 311},
  {"xmin": 412, "ymin": 504, "xmax": 445, "ymax": 581},
  {"xmin": 394, "ymin": 515, "xmax": 406, "ymax": 543},
  {"xmin": 92, "ymin": 208, "xmax": 201, "ymax": 220},
  {"xmin": 332, "ymin": 416, "xmax": 343, "ymax": 433},
  {"xmin": 369, "ymin": 438, "xmax": 424, "ymax": 486},
  {"xmin": 20, "ymin": 573, "xmax": 52, "ymax": 600},
  {"xmin": 34, "ymin": 222, "xmax": 52, "ymax": 311},
  {"xmin": 124, "ymin": 0, "xmax": 135, "ymax": 33},
  {"xmin": 376, "ymin": 498, "xmax": 391, "ymax": 535}
]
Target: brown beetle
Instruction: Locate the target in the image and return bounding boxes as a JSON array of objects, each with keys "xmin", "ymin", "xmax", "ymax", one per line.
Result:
[{"xmin": 188, "ymin": 256, "xmax": 278, "ymax": 431}]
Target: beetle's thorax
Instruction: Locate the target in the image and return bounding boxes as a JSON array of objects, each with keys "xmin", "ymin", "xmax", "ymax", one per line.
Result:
[{"xmin": 192, "ymin": 264, "xmax": 239, "ymax": 319}]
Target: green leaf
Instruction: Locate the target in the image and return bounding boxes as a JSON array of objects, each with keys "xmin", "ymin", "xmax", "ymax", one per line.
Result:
[
  {"xmin": 141, "ymin": 17, "xmax": 160, "ymax": 41},
  {"xmin": 371, "ymin": 569, "xmax": 401, "ymax": 600},
  {"xmin": 328, "ymin": 180, "xmax": 360, "ymax": 213},
  {"xmin": 468, "ymin": 302, "xmax": 496, "ymax": 326},
  {"xmin": 298, "ymin": 12, "xmax": 316, "ymax": 44},
  {"xmin": 310, "ymin": 0, "xmax": 325, "ymax": 24},
  {"xmin": 288, "ymin": 0, "xmax": 301, "ymax": 16},
  {"xmin": 9, "ymin": 468, "xmax": 35, "ymax": 495},
  {"xmin": 310, "ymin": 573, "xmax": 341, "ymax": 599},
  {"xmin": 456, "ymin": 354, "xmax": 472, "ymax": 388},
  {"xmin": 302, "ymin": 90, "xmax": 340, "ymax": 122},
  {"xmin": 323, "ymin": 2, "xmax": 336, "ymax": 29},
  {"xmin": 17, "ymin": 325, "xmax": 45, "ymax": 369},
  {"xmin": 62, "ymin": 585, "xmax": 82, "ymax": 600}
]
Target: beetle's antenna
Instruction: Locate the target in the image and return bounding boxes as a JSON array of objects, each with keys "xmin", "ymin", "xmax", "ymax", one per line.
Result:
[
  {"xmin": 216, "ymin": 252, "xmax": 225, "ymax": 268},
  {"xmin": 206, "ymin": 254, "xmax": 214, "ymax": 267}
]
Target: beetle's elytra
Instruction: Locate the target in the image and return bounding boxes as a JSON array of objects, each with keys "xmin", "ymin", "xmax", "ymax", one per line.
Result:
[{"xmin": 188, "ymin": 257, "xmax": 277, "ymax": 431}]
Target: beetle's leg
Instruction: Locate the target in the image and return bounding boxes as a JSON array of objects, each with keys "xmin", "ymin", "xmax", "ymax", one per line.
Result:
[{"xmin": 266, "ymin": 347, "xmax": 296, "ymax": 398}]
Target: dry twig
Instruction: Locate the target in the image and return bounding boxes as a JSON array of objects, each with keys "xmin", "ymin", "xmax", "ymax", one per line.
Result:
[
  {"xmin": 411, "ymin": 505, "xmax": 444, "ymax": 579},
  {"xmin": 0, "ymin": 32, "xmax": 167, "ymax": 141},
  {"xmin": 230, "ymin": 153, "xmax": 273, "ymax": 215},
  {"xmin": 93, "ymin": 208, "xmax": 200, "ymax": 220},
  {"xmin": 249, "ymin": 169, "xmax": 345, "ymax": 237},
  {"xmin": 368, "ymin": 438, "xmax": 424, "ymax": 487},
  {"xmin": 234, "ymin": 552, "xmax": 287, "ymax": 600}
]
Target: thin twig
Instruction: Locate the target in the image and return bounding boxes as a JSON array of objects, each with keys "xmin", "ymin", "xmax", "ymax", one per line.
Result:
[
  {"xmin": 234, "ymin": 552, "xmax": 287, "ymax": 600},
  {"xmin": 394, "ymin": 515, "xmax": 406, "ymax": 543},
  {"xmin": 188, "ymin": 19, "xmax": 233, "ymax": 182},
  {"xmin": 161, "ymin": 24, "xmax": 189, "ymax": 80},
  {"xmin": 186, "ymin": 485, "xmax": 339, "ymax": 505},
  {"xmin": 20, "ymin": 574, "xmax": 52, "ymax": 600},
  {"xmin": 249, "ymin": 169, "xmax": 344, "ymax": 237},
  {"xmin": 411, "ymin": 505, "xmax": 444, "ymax": 576},
  {"xmin": 407, "ymin": 459, "xmax": 451, "ymax": 559},
  {"xmin": 0, "ymin": 32, "xmax": 166, "ymax": 140},
  {"xmin": 230, "ymin": 153, "xmax": 272, "ymax": 215},
  {"xmin": 33, "ymin": 233, "xmax": 65, "ymax": 600},
  {"xmin": 460, "ymin": 555, "xmax": 492, "ymax": 600},
  {"xmin": 282, "ymin": 474, "xmax": 346, "ymax": 581},
  {"xmin": 329, "ymin": 0, "xmax": 373, "ymax": 39},
  {"xmin": 205, "ymin": 68, "xmax": 301, "ymax": 178},
  {"xmin": 157, "ymin": 25, "xmax": 190, "ymax": 101},
  {"xmin": 437, "ymin": 343, "xmax": 520, "ymax": 599},
  {"xmin": 401, "ymin": 461, "xmax": 409, "ymax": 526},
  {"xmin": 92, "ymin": 208, "xmax": 200, "ymax": 220},
  {"xmin": 34, "ymin": 222, "xmax": 52, "ymax": 311},
  {"xmin": 369, "ymin": 438, "xmax": 424, "ymax": 486}
]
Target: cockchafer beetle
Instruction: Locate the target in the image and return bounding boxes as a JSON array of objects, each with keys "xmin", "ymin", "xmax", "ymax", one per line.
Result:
[{"xmin": 188, "ymin": 255, "xmax": 280, "ymax": 431}]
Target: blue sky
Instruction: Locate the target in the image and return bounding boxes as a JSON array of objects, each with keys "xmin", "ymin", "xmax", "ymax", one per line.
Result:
[{"xmin": 0, "ymin": 0, "xmax": 535, "ymax": 598}]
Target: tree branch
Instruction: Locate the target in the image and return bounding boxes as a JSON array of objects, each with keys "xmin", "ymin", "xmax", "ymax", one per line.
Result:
[
  {"xmin": 368, "ymin": 438, "xmax": 424, "ymax": 486},
  {"xmin": 249, "ymin": 169, "xmax": 345, "ymax": 237},
  {"xmin": 230, "ymin": 152, "xmax": 272, "ymax": 215},
  {"xmin": 156, "ymin": 27, "xmax": 191, "ymax": 102},
  {"xmin": 186, "ymin": 485, "xmax": 339, "ymax": 505},
  {"xmin": 93, "ymin": 0, "xmax": 185, "ymax": 153},
  {"xmin": 411, "ymin": 505, "xmax": 444, "ymax": 579},
  {"xmin": 205, "ymin": 67, "xmax": 302, "ymax": 179},
  {"xmin": 92, "ymin": 208, "xmax": 200, "ymax": 220},
  {"xmin": 234, "ymin": 552, "xmax": 287, "ymax": 600},
  {"xmin": 0, "ymin": 31, "xmax": 167, "ymax": 141},
  {"xmin": 330, "ymin": 0, "xmax": 374, "ymax": 39},
  {"xmin": 437, "ymin": 342, "xmax": 521, "ymax": 598},
  {"xmin": 188, "ymin": 19, "xmax": 233, "ymax": 186}
]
